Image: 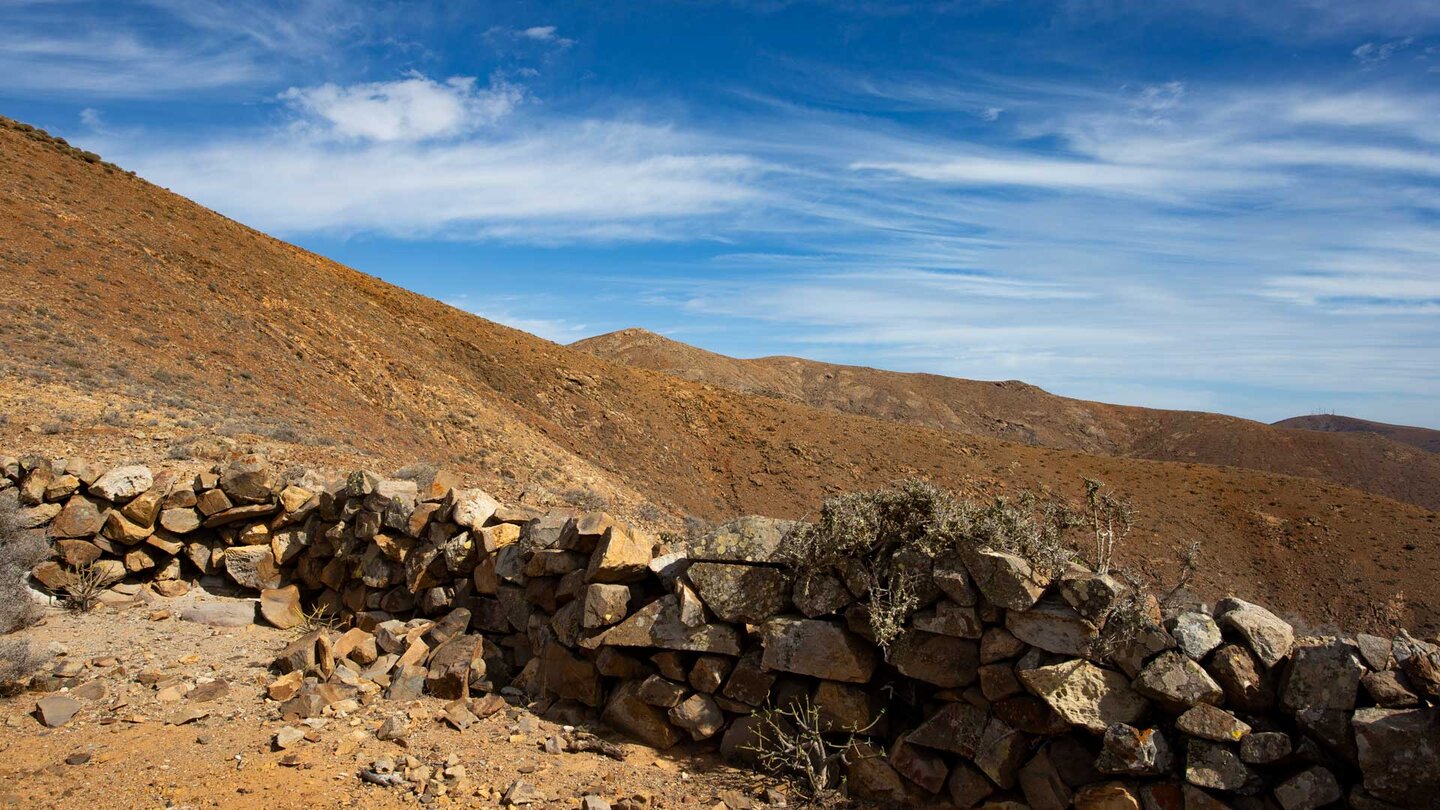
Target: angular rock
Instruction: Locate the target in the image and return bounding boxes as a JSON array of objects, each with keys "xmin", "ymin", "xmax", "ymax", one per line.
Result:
[
  {"xmin": 913, "ymin": 600, "xmax": 984, "ymax": 639},
  {"xmin": 846, "ymin": 740, "xmax": 909, "ymax": 805},
  {"xmin": 1281, "ymin": 637, "xmax": 1364, "ymax": 713},
  {"xmin": 760, "ymin": 618, "xmax": 877, "ymax": 683},
  {"xmin": 1074, "ymin": 783, "xmax": 1142, "ymax": 810},
  {"xmin": 180, "ymin": 601, "xmax": 256, "ymax": 627},
  {"xmin": 101, "ymin": 510, "xmax": 152, "ymax": 545},
  {"xmin": 224, "ymin": 544, "xmax": 282, "ymax": 590},
  {"xmin": 1133, "ymin": 651, "xmax": 1222, "ymax": 712},
  {"xmin": 891, "ymin": 735, "xmax": 948, "ymax": 794},
  {"xmin": 427, "ymin": 635, "xmax": 485, "ymax": 700},
  {"xmin": 195, "ymin": 488, "xmax": 232, "ymax": 516},
  {"xmin": 963, "ymin": 547, "xmax": 1050, "ymax": 610},
  {"xmin": 1058, "ymin": 570, "xmax": 1126, "ymax": 624},
  {"xmin": 585, "ymin": 523, "xmax": 653, "ymax": 584},
  {"xmin": 686, "ymin": 562, "xmax": 790, "ymax": 624},
  {"xmin": 973, "ymin": 716, "xmax": 1030, "ymax": 789},
  {"xmin": 1017, "ymin": 660, "xmax": 1148, "ymax": 733},
  {"xmin": 722, "ymin": 652, "xmax": 776, "ymax": 707},
  {"xmin": 889, "ymin": 629, "xmax": 979, "ymax": 688},
  {"xmin": 685, "ymin": 515, "xmax": 794, "ymax": 563},
  {"xmin": 54, "ymin": 538, "xmax": 102, "ymax": 568},
  {"xmin": 589, "ymin": 595, "xmax": 741, "ymax": 655},
  {"xmin": 1167, "ymin": 612, "xmax": 1222, "ymax": 661},
  {"xmin": 1006, "ymin": 598, "xmax": 1099, "ymax": 658},
  {"xmin": 1176, "ymin": 703, "xmax": 1251, "ymax": 743},
  {"xmin": 1362, "ymin": 670, "xmax": 1420, "ymax": 708},
  {"xmin": 792, "ymin": 570, "xmax": 852, "ymax": 617},
  {"xmin": 1351, "ymin": 707, "xmax": 1440, "ymax": 807},
  {"xmin": 1019, "ymin": 749, "xmax": 1073, "ymax": 810},
  {"xmin": 259, "ymin": 585, "xmax": 304, "ymax": 630},
  {"xmin": 219, "ymin": 455, "xmax": 273, "ymax": 504},
  {"xmin": 1095, "ymin": 724, "xmax": 1172, "ymax": 776},
  {"xmin": 158, "ymin": 507, "xmax": 201, "ymax": 534},
  {"xmin": 50, "ymin": 496, "xmax": 105, "ymax": 538},
  {"xmin": 1274, "ymin": 766, "xmax": 1341, "ymax": 810},
  {"xmin": 35, "ymin": 696, "xmax": 82, "ymax": 727},
  {"xmin": 948, "ymin": 762, "xmax": 995, "ymax": 809},
  {"xmin": 602, "ymin": 680, "xmax": 681, "ymax": 749},
  {"xmin": 638, "ymin": 675, "xmax": 687, "ymax": 708},
  {"xmin": 1239, "ymin": 731, "xmax": 1292, "ymax": 764},
  {"xmin": 1216, "ymin": 597, "xmax": 1294, "ymax": 668},
  {"xmin": 89, "ymin": 465, "xmax": 153, "ymax": 503},
  {"xmin": 1185, "ymin": 741, "xmax": 1253, "ymax": 793},
  {"xmin": 907, "ymin": 702, "xmax": 988, "ymax": 756},
  {"xmin": 1208, "ymin": 643, "xmax": 1276, "ymax": 713},
  {"xmin": 274, "ymin": 630, "xmax": 334, "ymax": 678},
  {"xmin": 668, "ymin": 692, "xmax": 724, "ymax": 740},
  {"xmin": 582, "ymin": 583, "xmax": 630, "ymax": 629}
]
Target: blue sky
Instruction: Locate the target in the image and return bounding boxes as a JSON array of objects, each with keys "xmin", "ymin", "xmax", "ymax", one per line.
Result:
[{"xmin": 4, "ymin": 1, "xmax": 1439, "ymax": 428}]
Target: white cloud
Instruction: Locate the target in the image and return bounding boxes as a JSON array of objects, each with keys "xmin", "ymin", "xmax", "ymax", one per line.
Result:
[
  {"xmin": 96, "ymin": 112, "xmax": 762, "ymax": 240},
  {"xmin": 522, "ymin": 26, "xmax": 558, "ymax": 40},
  {"xmin": 1353, "ymin": 37, "xmax": 1415, "ymax": 64},
  {"xmin": 280, "ymin": 74, "xmax": 524, "ymax": 142}
]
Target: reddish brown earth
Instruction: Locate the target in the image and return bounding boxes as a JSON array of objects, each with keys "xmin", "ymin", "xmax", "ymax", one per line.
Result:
[
  {"xmin": 1, "ymin": 115, "xmax": 1437, "ymax": 633},
  {"xmin": 1275, "ymin": 414, "xmax": 1440, "ymax": 454},
  {"xmin": 574, "ymin": 328, "xmax": 1440, "ymax": 512}
]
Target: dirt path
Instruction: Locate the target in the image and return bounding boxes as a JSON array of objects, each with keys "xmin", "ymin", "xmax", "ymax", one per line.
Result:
[{"xmin": 0, "ymin": 593, "xmax": 783, "ymax": 809}]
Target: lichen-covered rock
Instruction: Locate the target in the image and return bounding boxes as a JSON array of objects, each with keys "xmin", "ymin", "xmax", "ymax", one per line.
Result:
[
  {"xmin": 1058, "ymin": 570, "xmax": 1126, "ymax": 624},
  {"xmin": 1017, "ymin": 660, "xmax": 1148, "ymax": 733},
  {"xmin": 1239, "ymin": 731, "xmax": 1292, "ymax": 764},
  {"xmin": 686, "ymin": 562, "xmax": 790, "ymax": 624},
  {"xmin": 1167, "ymin": 612, "xmax": 1222, "ymax": 661},
  {"xmin": 1185, "ymin": 740, "xmax": 1255, "ymax": 793},
  {"xmin": 1274, "ymin": 766, "xmax": 1342, "ymax": 810},
  {"xmin": 1095, "ymin": 724, "xmax": 1172, "ymax": 776},
  {"xmin": 684, "ymin": 515, "xmax": 795, "ymax": 563},
  {"xmin": 1176, "ymin": 703, "xmax": 1251, "ymax": 743},
  {"xmin": 963, "ymin": 547, "xmax": 1050, "ymax": 610},
  {"xmin": 760, "ymin": 617, "xmax": 877, "ymax": 683},
  {"xmin": 1281, "ymin": 637, "xmax": 1364, "ymax": 713},
  {"xmin": 1133, "ymin": 651, "xmax": 1222, "ymax": 712},
  {"xmin": 1351, "ymin": 707, "xmax": 1440, "ymax": 807}
]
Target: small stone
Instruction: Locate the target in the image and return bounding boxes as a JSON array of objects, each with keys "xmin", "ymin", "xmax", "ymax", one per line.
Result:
[
  {"xmin": 274, "ymin": 726, "xmax": 306, "ymax": 749},
  {"xmin": 503, "ymin": 779, "xmax": 542, "ymax": 805},
  {"xmin": 377, "ymin": 714, "xmax": 409, "ymax": 742}
]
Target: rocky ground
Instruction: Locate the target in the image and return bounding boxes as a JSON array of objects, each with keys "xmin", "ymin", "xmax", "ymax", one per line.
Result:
[{"xmin": 1, "ymin": 592, "xmax": 786, "ymax": 810}]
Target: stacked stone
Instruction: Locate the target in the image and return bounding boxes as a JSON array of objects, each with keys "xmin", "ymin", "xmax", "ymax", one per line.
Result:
[{"xmin": 5, "ymin": 453, "xmax": 1439, "ymax": 809}]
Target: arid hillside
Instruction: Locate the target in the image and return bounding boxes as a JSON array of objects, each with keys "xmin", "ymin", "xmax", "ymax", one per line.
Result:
[
  {"xmin": 575, "ymin": 328, "xmax": 1440, "ymax": 511},
  {"xmin": 1, "ymin": 116, "xmax": 1437, "ymax": 632},
  {"xmin": 1275, "ymin": 414, "xmax": 1440, "ymax": 454}
]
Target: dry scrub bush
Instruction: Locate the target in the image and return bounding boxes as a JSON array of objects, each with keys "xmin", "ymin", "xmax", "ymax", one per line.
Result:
[
  {"xmin": 778, "ymin": 479, "xmax": 1079, "ymax": 650},
  {"xmin": 61, "ymin": 562, "xmax": 119, "ymax": 612},
  {"xmin": 746, "ymin": 697, "xmax": 878, "ymax": 804},
  {"xmin": 0, "ymin": 496, "xmax": 47, "ymax": 632},
  {"xmin": 0, "ymin": 496, "xmax": 48, "ymax": 692}
]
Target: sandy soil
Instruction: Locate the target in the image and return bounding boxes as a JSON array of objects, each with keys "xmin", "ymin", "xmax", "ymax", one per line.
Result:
[{"xmin": 0, "ymin": 592, "xmax": 783, "ymax": 810}]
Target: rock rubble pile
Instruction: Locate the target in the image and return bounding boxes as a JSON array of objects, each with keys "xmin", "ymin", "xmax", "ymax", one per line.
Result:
[{"xmin": 4, "ymin": 452, "xmax": 1439, "ymax": 809}]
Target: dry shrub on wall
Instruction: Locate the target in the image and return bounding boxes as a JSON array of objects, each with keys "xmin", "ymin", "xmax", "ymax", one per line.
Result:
[{"xmin": 776, "ymin": 479, "xmax": 1085, "ymax": 650}]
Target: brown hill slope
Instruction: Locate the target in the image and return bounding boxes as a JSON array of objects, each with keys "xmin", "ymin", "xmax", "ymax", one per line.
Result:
[
  {"xmin": 574, "ymin": 328, "xmax": 1440, "ymax": 511},
  {"xmin": 1275, "ymin": 414, "xmax": 1440, "ymax": 454},
  {"xmin": 1, "ymin": 116, "xmax": 1437, "ymax": 632}
]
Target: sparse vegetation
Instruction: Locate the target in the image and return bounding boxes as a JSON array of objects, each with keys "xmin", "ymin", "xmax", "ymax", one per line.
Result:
[
  {"xmin": 61, "ymin": 563, "xmax": 118, "ymax": 612},
  {"xmin": 777, "ymin": 479, "xmax": 1079, "ymax": 649},
  {"xmin": 0, "ymin": 497, "xmax": 47, "ymax": 693},
  {"xmin": 746, "ymin": 697, "xmax": 878, "ymax": 804}
]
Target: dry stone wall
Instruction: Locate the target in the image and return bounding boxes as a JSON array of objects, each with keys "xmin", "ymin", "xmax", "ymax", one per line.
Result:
[{"xmin": 4, "ymin": 452, "xmax": 1440, "ymax": 809}]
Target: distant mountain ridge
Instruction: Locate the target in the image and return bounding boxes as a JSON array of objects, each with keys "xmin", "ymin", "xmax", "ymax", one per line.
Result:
[
  {"xmin": 573, "ymin": 327, "xmax": 1440, "ymax": 512},
  {"xmin": 1275, "ymin": 414, "xmax": 1440, "ymax": 454}
]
